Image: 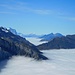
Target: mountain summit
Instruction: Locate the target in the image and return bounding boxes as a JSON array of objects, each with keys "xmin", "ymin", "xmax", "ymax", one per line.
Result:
[
  {"xmin": 8, "ymin": 28, "xmax": 64, "ymax": 41},
  {"xmin": 40, "ymin": 33, "xmax": 64, "ymax": 41},
  {"xmin": 0, "ymin": 27, "xmax": 48, "ymax": 61},
  {"xmin": 37, "ymin": 35, "xmax": 75, "ymax": 50}
]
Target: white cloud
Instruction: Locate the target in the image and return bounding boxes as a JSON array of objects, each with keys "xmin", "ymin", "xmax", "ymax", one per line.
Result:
[
  {"xmin": 0, "ymin": 1, "xmax": 70, "ymax": 19},
  {"xmin": 0, "ymin": 2, "xmax": 64, "ymax": 16},
  {"xmin": 33, "ymin": 9, "xmax": 52, "ymax": 15},
  {"xmin": 26, "ymin": 37, "xmax": 47, "ymax": 46},
  {"xmin": 0, "ymin": 49, "xmax": 75, "ymax": 75}
]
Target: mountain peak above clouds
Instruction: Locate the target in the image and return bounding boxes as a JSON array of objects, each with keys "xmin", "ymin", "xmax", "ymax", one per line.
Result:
[
  {"xmin": 0, "ymin": 27, "xmax": 48, "ymax": 61},
  {"xmin": 7, "ymin": 27, "xmax": 64, "ymax": 46},
  {"xmin": 8, "ymin": 27, "xmax": 64, "ymax": 39},
  {"xmin": 40, "ymin": 33, "xmax": 64, "ymax": 41},
  {"xmin": 8, "ymin": 27, "xmax": 41, "ymax": 38},
  {"xmin": 7, "ymin": 27, "xmax": 17, "ymax": 35},
  {"xmin": 37, "ymin": 34, "xmax": 75, "ymax": 50},
  {"xmin": 0, "ymin": 27, "xmax": 9, "ymax": 33}
]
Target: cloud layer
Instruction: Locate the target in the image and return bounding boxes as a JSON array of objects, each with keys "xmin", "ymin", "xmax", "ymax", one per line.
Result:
[{"xmin": 0, "ymin": 49, "xmax": 75, "ymax": 75}]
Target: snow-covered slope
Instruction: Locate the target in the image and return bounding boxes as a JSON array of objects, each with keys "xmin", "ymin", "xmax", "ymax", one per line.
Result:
[{"xmin": 0, "ymin": 49, "xmax": 75, "ymax": 75}]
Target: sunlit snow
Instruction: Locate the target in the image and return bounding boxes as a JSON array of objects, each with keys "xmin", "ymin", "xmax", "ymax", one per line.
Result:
[{"xmin": 2, "ymin": 29, "xmax": 9, "ymax": 33}]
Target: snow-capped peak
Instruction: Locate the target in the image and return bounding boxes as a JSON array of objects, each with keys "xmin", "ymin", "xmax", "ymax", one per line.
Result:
[
  {"xmin": 2, "ymin": 29, "xmax": 9, "ymax": 33},
  {"xmin": 0, "ymin": 27, "xmax": 9, "ymax": 33},
  {"xmin": 7, "ymin": 27, "xmax": 17, "ymax": 35}
]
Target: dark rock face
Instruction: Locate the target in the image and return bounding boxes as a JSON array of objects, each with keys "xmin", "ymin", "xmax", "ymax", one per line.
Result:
[
  {"xmin": 0, "ymin": 47, "xmax": 12, "ymax": 61},
  {"xmin": 37, "ymin": 35, "xmax": 75, "ymax": 50},
  {"xmin": 0, "ymin": 27, "xmax": 48, "ymax": 61}
]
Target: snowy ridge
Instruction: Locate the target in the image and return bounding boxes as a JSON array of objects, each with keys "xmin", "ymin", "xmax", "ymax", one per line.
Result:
[
  {"xmin": 2, "ymin": 29, "xmax": 9, "ymax": 33},
  {"xmin": 1, "ymin": 27, "xmax": 9, "ymax": 33}
]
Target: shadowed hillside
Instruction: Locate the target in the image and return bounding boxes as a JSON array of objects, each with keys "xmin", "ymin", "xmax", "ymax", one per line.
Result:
[
  {"xmin": 37, "ymin": 35, "xmax": 75, "ymax": 50},
  {"xmin": 0, "ymin": 27, "xmax": 48, "ymax": 61}
]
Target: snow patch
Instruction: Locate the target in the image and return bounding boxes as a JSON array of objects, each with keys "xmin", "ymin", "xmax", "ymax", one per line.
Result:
[{"xmin": 2, "ymin": 29, "xmax": 9, "ymax": 33}]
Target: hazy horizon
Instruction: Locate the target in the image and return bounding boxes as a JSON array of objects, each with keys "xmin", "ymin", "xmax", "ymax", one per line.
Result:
[{"xmin": 0, "ymin": 26, "xmax": 75, "ymax": 36}]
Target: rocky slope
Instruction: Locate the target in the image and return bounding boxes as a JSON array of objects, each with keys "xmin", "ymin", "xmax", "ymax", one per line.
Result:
[
  {"xmin": 37, "ymin": 35, "xmax": 75, "ymax": 50},
  {"xmin": 0, "ymin": 27, "xmax": 48, "ymax": 61}
]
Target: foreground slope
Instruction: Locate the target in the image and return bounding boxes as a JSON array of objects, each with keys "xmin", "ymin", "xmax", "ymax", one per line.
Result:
[
  {"xmin": 0, "ymin": 27, "xmax": 48, "ymax": 61},
  {"xmin": 37, "ymin": 35, "xmax": 75, "ymax": 50}
]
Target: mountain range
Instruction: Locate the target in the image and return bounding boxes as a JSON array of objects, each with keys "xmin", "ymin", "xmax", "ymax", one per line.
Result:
[
  {"xmin": 37, "ymin": 35, "xmax": 75, "ymax": 50},
  {"xmin": 0, "ymin": 27, "xmax": 48, "ymax": 61},
  {"xmin": 8, "ymin": 27, "xmax": 41, "ymax": 38},
  {"xmin": 8, "ymin": 27, "xmax": 64, "ymax": 41},
  {"xmin": 40, "ymin": 33, "xmax": 64, "ymax": 41},
  {"xmin": 3, "ymin": 27, "xmax": 75, "ymax": 51}
]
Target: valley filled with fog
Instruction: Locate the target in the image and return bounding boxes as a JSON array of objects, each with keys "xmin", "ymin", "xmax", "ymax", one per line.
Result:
[
  {"xmin": 0, "ymin": 0, "xmax": 75, "ymax": 74},
  {"xmin": 0, "ymin": 49, "xmax": 75, "ymax": 75},
  {"xmin": 26, "ymin": 37, "xmax": 47, "ymax": 46}
]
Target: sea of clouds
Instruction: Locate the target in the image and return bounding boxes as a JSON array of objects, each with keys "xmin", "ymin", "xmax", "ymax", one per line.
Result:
[
  {"xmin": 0, "ymin": 49, "xmax": 75, "ymax": 75},
  {"xmin": 26, "ymin": 37, "xmax": 47, "ymax": 46}
]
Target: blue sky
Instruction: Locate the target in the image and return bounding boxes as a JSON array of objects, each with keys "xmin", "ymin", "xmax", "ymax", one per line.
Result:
[{"xmin": 0, "ymin": 0, "xmax": 75, "ymax": 35}]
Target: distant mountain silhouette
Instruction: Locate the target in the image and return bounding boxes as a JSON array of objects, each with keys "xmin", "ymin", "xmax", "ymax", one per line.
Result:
[
  {"xmin": 8, "ymin": 28, "xmax": 64, "ymax": 41},
  {"xmin": 40, "ymin": 33, "xmax": 64, "ymax": 41},
  {"xmin": 0, "ymin": 27, "xmax": 48, "ymax": 61},
  {"xmin": 37, "ymin": 35, "xmax": 75, "ymax": 50},
  {"xmin": 8, "ymin": 28, "xmax": 41, "ymax": 38}
]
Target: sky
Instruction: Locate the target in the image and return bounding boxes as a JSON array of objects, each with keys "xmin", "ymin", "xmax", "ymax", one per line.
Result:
[{"xmin": 0, "ymin": 0, "xmax": 75, "ymax": 35}]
